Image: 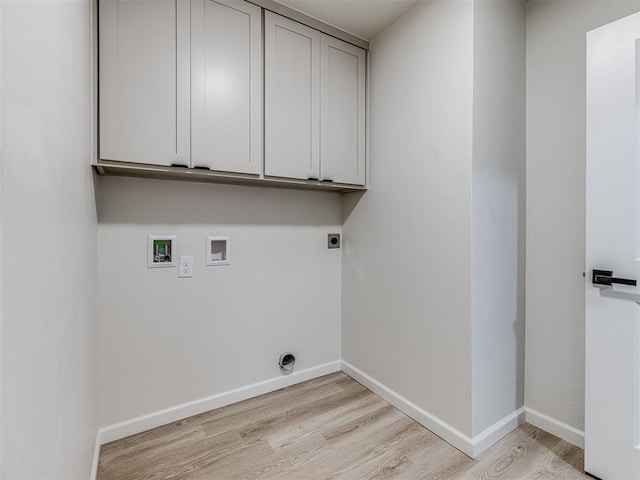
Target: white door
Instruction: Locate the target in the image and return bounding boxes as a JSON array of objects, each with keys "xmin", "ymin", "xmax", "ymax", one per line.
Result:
[
  {"xmin": 264, "ymin": 12, "xmax": 320, "ymax": 181},
  {"xmin": 191, "ymin": 0, "xmax": 262, "ymax": 174},
  {"xmin": 99, "ymin": 0, "xmax": 190, "ymax": 166},
  {"xmin": 320, "ymin": 34, "xmax": 366, "ymax": 186},
  {"xmin": 586, "ymin": 11, "xmax": 640, "ymax": 480}
]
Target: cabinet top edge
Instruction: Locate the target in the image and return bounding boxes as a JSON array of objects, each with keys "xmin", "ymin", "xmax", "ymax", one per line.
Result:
[{"xmin": 247, "ymin": 0, "xmax": 370, "ymax": 51}]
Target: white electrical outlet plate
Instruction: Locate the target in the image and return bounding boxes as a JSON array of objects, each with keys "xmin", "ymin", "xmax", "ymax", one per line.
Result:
[{"xmin": 178, "ymin": 256, "xmax": 194, "ymax": 278}]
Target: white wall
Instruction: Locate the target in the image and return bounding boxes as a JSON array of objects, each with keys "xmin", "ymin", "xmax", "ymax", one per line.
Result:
[
  {"xmin": 471, "ymin": 0, "xmax": 526, "ymax": 436},
  {"xmin": 97, "ymin": 177, "xmax": 342, "ymax": 428},
  {"xmin": 525, "ymin": 0, "xmax": 640, "ymax": 432},
  {"xmin": 342, "ymin": 0, "xmax": 475, "ymax": 436},
  {"xmin": 0, "ymin": 2, "xmax": 4, "ymax": 471},
  {"xmin": 0, "ymin": 0, "xmax": 98, "ymax": 478}
]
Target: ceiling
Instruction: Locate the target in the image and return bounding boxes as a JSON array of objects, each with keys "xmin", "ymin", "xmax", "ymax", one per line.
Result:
[{"xmin": 274, "ymin": 0, "xmax": 421, "ymax": 40}]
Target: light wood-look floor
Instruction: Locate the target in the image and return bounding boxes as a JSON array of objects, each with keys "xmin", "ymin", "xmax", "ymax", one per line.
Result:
[{"xmin": 98, "ymin": 372, "xmax": 589, "ymax": 479}]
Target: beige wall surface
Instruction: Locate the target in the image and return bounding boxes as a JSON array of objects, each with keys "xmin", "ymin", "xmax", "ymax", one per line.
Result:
[
  {"xmin": 0, "ymin": 0, "xmax": 99, "ymax": 477},
  {"xmin": 525, "ymin": 0, "xmax": 640, "ymax": 432},
  {"xmin": 342, "ymin": 0, "xmax": 475, "ymax": 436}
]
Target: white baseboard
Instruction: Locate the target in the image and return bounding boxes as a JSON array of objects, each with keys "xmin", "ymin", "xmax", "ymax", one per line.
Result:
[
  {"xmin": 341, "ymin": 361, "xmax": 525, "ymax": 458},
  {"xmin": 340, "ymin": 360, "xmax": 475, "ymax": 456},
  {"xmin": 472, "ymin": 406, "xmax": 526, "ymax": 457},
  {"xmin": 90, "ymin": 430, "xmax": 101, "ymax": 480},
  {"xmin": 525, "ymin": 407, "xmax": 584, "ymax": 448},
  {"xmin": 99, "ymin": 360, "xmax": 341, "ymax": 444},
  {"xmin": 100, "ymin": 360, "xmax": 576, "ymax": 460}
]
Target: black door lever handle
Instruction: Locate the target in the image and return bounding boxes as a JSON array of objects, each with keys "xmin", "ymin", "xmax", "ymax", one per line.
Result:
[{"xmin": 592, "ymin": 269, "xmax": 637, "ymax": 286}]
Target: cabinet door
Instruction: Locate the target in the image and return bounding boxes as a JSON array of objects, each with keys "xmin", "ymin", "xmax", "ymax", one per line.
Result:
[
  {"xmin": 191, "ymin": 0, "xmax": 262, "ymax": 174},
  {"xmin": 264, "ymin": 12, "xmax": 320, "ymax": 180},
  {"xmin": 320, "ymin": 35, "xmax": 366, "ymax": 185},
  {"xmin": 99, "ymin": 0, "xmax": 190, "ymax": 166}
]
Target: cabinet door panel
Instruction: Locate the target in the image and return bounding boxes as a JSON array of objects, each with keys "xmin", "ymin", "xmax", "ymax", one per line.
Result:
[
  {"xmin": 265, "ymin": 12, "xmax": 320, "ymax": 180},
  {"xmin": 191, "ymin": 0, "xmax": 262, "ymax": 174},
  {"xmin": 320, "ymin": 35, "xmax": 366, "ymax": 185},
  {"xmin": 99, "ymin": 0, "xmax": 190, "ymax": 166}
]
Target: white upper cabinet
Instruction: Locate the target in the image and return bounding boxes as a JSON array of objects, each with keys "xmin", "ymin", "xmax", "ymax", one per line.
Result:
[
  {"xmin": 99, "ymin": 0, "xmax": 262, "ymax": 174},
  {"xmin": 320, "ymin": 34, "xmax": 366, "ymax": 186},
  {"xmin": 99, "ymin": 0, "xmax": 190, "ymax": 166},
  {"xmin": 99, "ymin": 0, "xmax": 365, "ymax": 189},
  {"xmin": 191, "ymin": 0, "xmax": 262, "ymax": 174},
  {"xmin": 264, "ymin": 12, "xmax": 366, "ymax": 186},
  {"xmin": 264, "ymin": 12, "xmax": 320, "ymax": 181}
]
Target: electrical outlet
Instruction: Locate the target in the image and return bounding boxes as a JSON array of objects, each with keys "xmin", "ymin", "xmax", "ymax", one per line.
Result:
[
  {"xmin": 328, "ymin": 233, "xmax": 341, "ymax": 249},
  {"xmin": 178, "ymin": 256, "xmax": 194, "ymax": 278}
]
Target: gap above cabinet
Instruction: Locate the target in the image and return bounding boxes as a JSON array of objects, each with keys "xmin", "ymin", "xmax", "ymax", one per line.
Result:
[{"xmin": 93, "ymin": 161, "xmax": 367, "ymax": 194}]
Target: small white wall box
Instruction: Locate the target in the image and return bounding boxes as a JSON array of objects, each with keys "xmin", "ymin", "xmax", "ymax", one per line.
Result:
[
  {"xmin": 148, "ymin": 235, "xmax": 177, "ymax": 268},
  {"xmin": 206, "ymin": 236, "xmax": 230, "ymax": 266}
]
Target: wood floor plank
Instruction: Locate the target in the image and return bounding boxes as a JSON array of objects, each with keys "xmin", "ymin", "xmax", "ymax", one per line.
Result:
[
  {"xmin": 98, "ymin": 373, "xmax": 590, "ymax": 480},
  {"xmin": 200, "ymin": 381, "xmax": 347, "ymax": 438}
]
